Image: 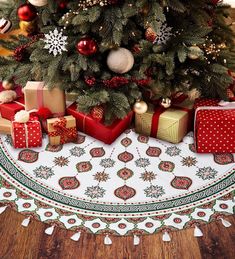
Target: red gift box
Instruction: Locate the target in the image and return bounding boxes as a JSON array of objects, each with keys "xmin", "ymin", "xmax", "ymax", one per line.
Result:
[
  {"xmin": 12, "ymin": 115, "xmax": 42, "ymax": 149},
  {"xmin": 67, "ymin": 103, "xmax": 133, "ymax": 144},
  {"xmin": 0, "ymin": 96, "xmax": 25, "ymax": 120},
  {"xmin": 194, "ymin": 98, "xmax": 235, "ymax": 153}
]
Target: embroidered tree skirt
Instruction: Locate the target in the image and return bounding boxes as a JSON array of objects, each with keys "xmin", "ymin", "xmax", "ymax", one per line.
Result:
[{"xmin": 0, "ymin": 130, "xmax": 234, "ymax": 236}]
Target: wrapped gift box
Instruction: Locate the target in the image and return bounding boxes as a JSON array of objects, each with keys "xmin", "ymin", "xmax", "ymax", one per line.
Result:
[
  {"xmin": 135, "ymin": 100, "xmax": 194, "ymax": 144},
  {"xmin": 0, "ymin": 117, "xmax": 12, "ymax": 134},
  {"xmin": 12, "ymin": 115, "xmax": 42, "ymax": 148},
  {"xmin": 0, "ymin": 96, "xmax": 25, "ymax": 120},
  {"xmin": 24, "ymin": 81, "xmax": 66, "ymax": 117},
  {"xmin": 47, "ymin": 115, "xmax": 78, "ymax": 145},
  {"xmin": 194, "ymin": 98, "xmax": 235, "ymax": 153},
  {"xmin": 67, "ymin": 103, "xmax": 133, "ymax": 144}
]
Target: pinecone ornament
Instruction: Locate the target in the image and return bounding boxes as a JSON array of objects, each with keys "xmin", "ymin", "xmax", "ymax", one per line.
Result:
[{"xmin": 145, "ymin": 27, "xmax": 156, "ymax": 42}]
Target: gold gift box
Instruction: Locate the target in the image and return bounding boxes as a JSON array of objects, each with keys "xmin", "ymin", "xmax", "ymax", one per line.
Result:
[
  {"xmin": 24, "ymin": 81, "xmax": 66, "ymax": 116},
  {"xmin": 0, "ymin": 117, "xmax": 12, "ymax": 134},
  {"xmin": 135, "ymin": 100, "xmax": 194, "ymax": 144},
  {"xmin": 47, "ymin": 115, "xmax": 77, "ymax": 146}
]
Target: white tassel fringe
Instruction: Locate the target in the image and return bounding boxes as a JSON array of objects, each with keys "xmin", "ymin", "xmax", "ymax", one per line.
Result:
[
  {"xmin": 133, "ymin": 235, "xmax": 140, "ymax": 246},
  {"xmin": 45, "ymin": 225, "xmax": 55, "ymax": 235},
  {"xmin": 162, "ymin": 231, "xmax": 171, "ymax": 242},
  {"xmin": 194, "ymin": 226, "xmax": 203, "ymax": 237},
  {"xmin": 221, "ymin": 218, "xmax": 232, "ymax": 228},
  {"xmin": 21, "ymin": 217, "xmax": 30, "ymax": 227},
  {"xmin": 0, "ymin": 206, "xmax": 7, "ymax": 214},
  {"xmin": 104, "ymin": 235, "xmax": 112, "ymax": 245},
  {"xmin": 70, "ymin": 232, "xmax": 81, "ymax": 241}
]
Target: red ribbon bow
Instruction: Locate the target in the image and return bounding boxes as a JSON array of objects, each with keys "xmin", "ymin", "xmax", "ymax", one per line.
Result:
[{"xmin": 49, "ymin": 117, "xmax": 77, "ymax": 144}]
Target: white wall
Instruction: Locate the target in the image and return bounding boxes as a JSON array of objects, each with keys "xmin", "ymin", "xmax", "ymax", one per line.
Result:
[{"xmin": 225, "ymin": 0, "xmax": 235, "ymax": 7}]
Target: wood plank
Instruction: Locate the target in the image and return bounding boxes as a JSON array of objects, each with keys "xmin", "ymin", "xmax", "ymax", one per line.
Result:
[{"xmin": 1, "ymin": 208, "xmax": 235, "ymax": 259}]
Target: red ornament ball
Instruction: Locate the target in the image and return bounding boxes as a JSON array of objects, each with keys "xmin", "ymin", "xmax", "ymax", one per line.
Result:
[
  {"xmin": 76, "ymin": 37, "xmax": 98, "ymax": 56},
  {"xmin": 90, "ymin": 106, "xmax": 104, "ymax": 122},
  {"xmin": 211, "ymin": 0, "xmax": 220, "ymax": 5},
  {"xmin": 17, "ymin": 4, "xmax": 37, "ymax": 22}
]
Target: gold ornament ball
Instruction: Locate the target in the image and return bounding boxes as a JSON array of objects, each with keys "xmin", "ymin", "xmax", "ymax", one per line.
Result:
[
  {"xmin": 133, "ymin": 100, "xmax": 148, "ymax": 114},
  {"xmin": 188, "ymin": 46, "xmax": 202, "ymax": 60},
  {"xmin": 2, "ymin": 79, "xmax": 15, "ymax": 90},
  {"xmin": 19, "ymin": 19, "xmax": 37, "ymax": 35},
  {"xmin": 161, "ymin": 97, "xmax": 172, "ymax": 108}
]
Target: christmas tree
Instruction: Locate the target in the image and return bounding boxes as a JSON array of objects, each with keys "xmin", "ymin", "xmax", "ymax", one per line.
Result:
[{"xmin": 0, "ymin": 0, "xmax": 235, "ymax": 123}]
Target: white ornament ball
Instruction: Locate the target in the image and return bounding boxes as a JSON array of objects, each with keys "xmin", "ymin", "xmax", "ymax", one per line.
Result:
[
  {"xmin": 133, "ymin": 100, "xmax": 148, "ymax": 114},
  {"xmin": 0, "ymin": 90, "xmax": 17, "ymax": 104},
  {"xmin": 28, "ymin": 0, "xmax": 48, "ymax": 7},
  {"xmin": 15, "ymin": 110, "xmax": 30, "ymax": 123},
  {"xmin": 107, "ymin": 48, "xmax": 134, "ymax": 74},
  {"xmin": 2, "ymin": 80, "xmax": 15, "ymax": 90},
  {"xmin": 0, "ymin": 18, "xmax": 12, "ymax": 34}
]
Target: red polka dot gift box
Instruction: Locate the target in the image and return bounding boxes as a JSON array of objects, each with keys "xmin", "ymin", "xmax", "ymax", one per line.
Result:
[
  {"xmin": 194, "ymin": 98, "xmax": 235, "ymax": 153},
  {"xmin": 11, "ymin": 115, "xmax": 42, "ymax": 149}
]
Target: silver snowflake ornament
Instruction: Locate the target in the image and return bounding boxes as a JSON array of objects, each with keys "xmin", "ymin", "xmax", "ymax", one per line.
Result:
[
  {"xmin": 153, "ymin": 23, "xmax": 173, "ymax": 45},
  {"xmin": 43, "ymin": 28, "xmax": 68, "ymax": 56}
]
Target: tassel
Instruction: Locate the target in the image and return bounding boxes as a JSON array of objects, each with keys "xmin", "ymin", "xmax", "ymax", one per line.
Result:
[
  {"xmin": 162, "ymin": 231, "xmax": 171, "ymax": 242},
  {"xmin": 0, "ymin": 205, "xmax": 7, "ymax": 214},
  {"xmin": 70, "ymin": 232, "xmax": 81, "ymax": 241},
  {"xmin": 194, "ymin": 226, "xmax": 203, "ymax": 237},
  {"xmin": 45, "ymin": 225, "xmax": 55, "ymax": 235},
  {"xmin": 221, "ymin": 218, "xmax": 232, "ymax": 228},
  {"xmin": 104, "ymin": 235, "xmax": 112, "ymax": 245},
  {"xmin": 21, "ymin": 217, "xmax": 30, "ymax": 227},
  {"xmin": 133, "ymin": 235, "xmax": 140, "ymax": 246}
]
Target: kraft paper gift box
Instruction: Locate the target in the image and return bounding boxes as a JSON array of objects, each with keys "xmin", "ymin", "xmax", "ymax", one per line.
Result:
[
  {"xmin": 47, "ymin": 115, "xmax": 78, "ymax": 146},
  {"xmin": 24, "ymin": 81, "xmax": 66, "ymax": 117},
  {"xmin": 135, "ymin": 100, "xmax": 194, "ymax": 144},
  {"xmin": 0, "ymin": 117, "xmax": 12, "ymax": 134}
]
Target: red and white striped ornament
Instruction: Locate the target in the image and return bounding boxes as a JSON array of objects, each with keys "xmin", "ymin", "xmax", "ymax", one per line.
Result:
[{"xmin": 0, "ymin": 18, "xmax": 12, "ymax": 34}]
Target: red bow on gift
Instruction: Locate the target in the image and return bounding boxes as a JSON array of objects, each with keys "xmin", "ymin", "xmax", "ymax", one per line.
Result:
[{"xmin": 49, "ymin": 117, "xmax": 77, "ymax": 144}]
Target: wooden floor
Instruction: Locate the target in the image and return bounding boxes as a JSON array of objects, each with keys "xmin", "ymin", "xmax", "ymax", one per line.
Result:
[{"xmin": 0, "ymin": 208, "xmax": 234, "ymax": 259}]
